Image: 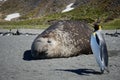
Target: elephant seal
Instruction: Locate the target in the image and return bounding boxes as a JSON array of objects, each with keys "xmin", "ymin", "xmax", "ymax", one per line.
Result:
[{"xmin": 31, "ymin": 20, "xmax": 92, "ymax": 59}]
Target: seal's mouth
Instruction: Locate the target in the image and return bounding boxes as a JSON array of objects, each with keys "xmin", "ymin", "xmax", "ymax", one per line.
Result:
[
  {"xmin": 39, "ymin": 51, "xmax": 48, "ymax": 59},
  {"xmin": 31, "ymin": 50, "xmax": 48, "ymax": 59}
]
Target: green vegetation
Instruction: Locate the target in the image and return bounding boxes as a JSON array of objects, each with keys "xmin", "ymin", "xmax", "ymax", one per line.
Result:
[
  {"xmin": 25, "ymin": 4, "xmax": 109, "ymax": 24},
  {"xmin": 0, "ymin": 0, "xmax": 120, "ymax": 29},
  {"xmin": 102, "ymin": 19, "xmax": 120, "ymax": 30},
  {"xmin": 0, "ymin": 25, "xmax": 49, "ymax": 29},
  {"xmin": 0, "ymin": 19, "xmax": 50, "ymax": 29},
  {"xmin": 0, "ymin": 11, "xmax": 119, "ymax": 29}
]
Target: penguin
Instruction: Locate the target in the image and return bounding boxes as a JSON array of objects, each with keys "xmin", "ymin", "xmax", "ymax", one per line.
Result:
[
  {"xmin": 16, "ymin": 29, "xmax": 20, "ymax": 35},
  {"xmin": 90, "ymin": 24, "xmax": 109, "ymax": 74}
]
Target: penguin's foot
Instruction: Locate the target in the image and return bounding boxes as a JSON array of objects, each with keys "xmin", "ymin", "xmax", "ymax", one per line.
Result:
[
  {"xmin": 105, "ymin": 67, "xmax": 110, "ymax": 73},
  {"xmin": 100, "ymin": 69, "xmax": 104, "ymax": 74},
  {"xmin": 100, "ymin": 67, "xmax": 110, "ymax": 74}
]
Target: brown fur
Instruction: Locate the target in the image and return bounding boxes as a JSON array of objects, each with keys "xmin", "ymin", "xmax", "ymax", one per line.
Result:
[{"xmin": 31, "ymin": 20, "xmax": 92, "ymax": 59}]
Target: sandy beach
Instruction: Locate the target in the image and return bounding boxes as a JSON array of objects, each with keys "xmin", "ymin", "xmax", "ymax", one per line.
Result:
[{"xmin": 0, "ymin": 29, "xmax": 120, "ymax": 80}]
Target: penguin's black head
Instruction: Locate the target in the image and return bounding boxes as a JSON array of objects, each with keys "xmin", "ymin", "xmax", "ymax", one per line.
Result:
[{"xmin": 94, "ymin": 24, "xmax": 102, "ymax": 31}]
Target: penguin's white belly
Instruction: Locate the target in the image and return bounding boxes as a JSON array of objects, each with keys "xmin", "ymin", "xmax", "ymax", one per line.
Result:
[{"xmin": 90, "ymin": 35, "xmax": 104, "ymax": 69}]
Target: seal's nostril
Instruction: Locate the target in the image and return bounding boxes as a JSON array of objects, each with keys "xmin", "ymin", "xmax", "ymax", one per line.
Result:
[{"xmin": 47, "ymin": 40, "xmax": 51, "ymax": 43}]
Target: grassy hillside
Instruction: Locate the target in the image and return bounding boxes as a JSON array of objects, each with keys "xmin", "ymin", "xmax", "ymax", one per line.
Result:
[
  {"xmin": 0, "ymin": 18, "xmax": 49, "ymax": 29},
  {"xmin": 102, "ymin": 19, "xmax": 120, "ymax": 29},
  {"xmin": 20, "ymin": 0, "xmax": 120, "ymax": 23},
  {"xmin": 0, "ymin": 0, "xmax": 41, "ymax": 19},
  {"xmin": 0, "ymin": 0, "xmax": 76, "ymax": 19},
  {"xmin": 0, "ymin": 0, "xmax": 120, "ymax": 29}
]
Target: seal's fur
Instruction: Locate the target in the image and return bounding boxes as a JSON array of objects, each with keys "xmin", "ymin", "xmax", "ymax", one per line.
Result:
[{"xmin": 31, "ymin": 20, "xmax": 92, "ymax": 59}]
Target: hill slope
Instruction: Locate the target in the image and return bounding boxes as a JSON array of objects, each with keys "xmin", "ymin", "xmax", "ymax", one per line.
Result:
[{"xmin": 0, "ymin": 0, "xmax": 120, "ymax": 28}]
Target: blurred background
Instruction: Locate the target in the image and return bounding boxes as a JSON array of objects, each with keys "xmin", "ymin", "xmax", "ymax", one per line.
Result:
[{"xmin": 0, "ymin": 0, "xmax": 120, "ymax": 29}]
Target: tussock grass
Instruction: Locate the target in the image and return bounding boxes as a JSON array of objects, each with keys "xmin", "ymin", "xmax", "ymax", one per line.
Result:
[
  {"xmin": 0, "ymin": 25, "xmax": 49, "ymax": 29},
  {"xmin": 103, "ymin": 19, "xmax": 120, "ymax": 30},
  {"xmin": 0, "ymin": 19, "xmax": 49, "ymax": 29}
]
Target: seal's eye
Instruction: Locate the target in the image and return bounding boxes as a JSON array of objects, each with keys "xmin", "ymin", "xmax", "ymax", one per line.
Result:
[{"xmin": 47, "ymin": 40, "xmax": 51, "ymax": 43}]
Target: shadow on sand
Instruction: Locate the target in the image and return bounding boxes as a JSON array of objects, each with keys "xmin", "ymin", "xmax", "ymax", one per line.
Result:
[
  {"xmin": 23, "ymin": 51, "xmax": 102, "ymax": 75},
  {"xmin": 56, "ymin": 68, "xmax": 102, "ymax": 75}
]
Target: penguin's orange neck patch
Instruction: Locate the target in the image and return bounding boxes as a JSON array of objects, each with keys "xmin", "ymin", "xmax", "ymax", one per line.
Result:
[
  {"xmin": 99, "ymin": 26, "xmax": 102, "ymax": 30},
  {"xmin": 93, "ymin": 32, "xmax": 96, "ymax": 36}
]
